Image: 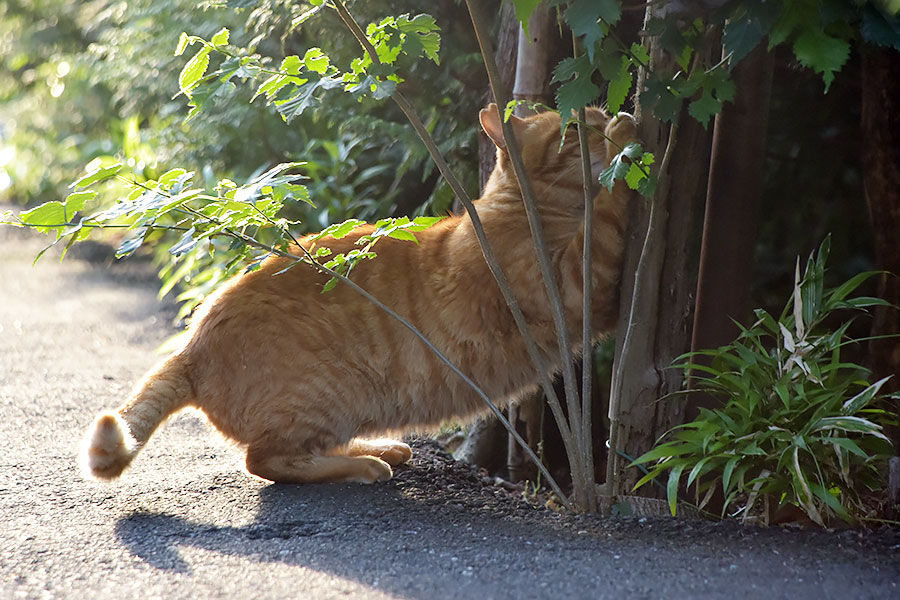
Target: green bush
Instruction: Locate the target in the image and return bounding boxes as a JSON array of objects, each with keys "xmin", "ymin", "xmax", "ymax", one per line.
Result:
[{"xmin": 632, "ymin": 238, "xmax": 898, "ymax": 526}]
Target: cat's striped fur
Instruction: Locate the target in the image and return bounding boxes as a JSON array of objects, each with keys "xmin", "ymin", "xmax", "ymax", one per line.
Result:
[{"xmin": 80, "ymin": 104, "xmax": 636, "ymax": 484}]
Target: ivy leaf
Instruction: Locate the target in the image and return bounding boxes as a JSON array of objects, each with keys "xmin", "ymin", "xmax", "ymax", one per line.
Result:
[
  {"xmin": 565, "ymin": 0, "xmax": 619, "ymax": 60},
  {"xmin": 599, "ymin": 142, "xmax": 642, "ymax": 191},
  {"xmin": 396, "ymin": 14, "xmax": 441, "ymax": 65},
  {"xmin": 64, "ymin": 190, "xmax": 97, "ymax": 213},
  {"xmin": 641, "ymin": 74, "xmax": 682, "ymax": 123},
  {"xmin": 723, "ymin": 2, "xmax": 778, "ymax": 66},
  {"xmin": 281, "ymin": 55, "xmax": 302, "ymax": 76},
  {"xmin": 552, "ymin": 54, "xmax": 600, "ymax": 133},
  {"xmin": 688, "ymin": 88, "xmax": 720, "ymax": 127},
  {"xmin": 792, "ymin": 29, "xmax": 850, "ymax": 92},
  {"xmin": 861, "ymin": 4, "xmax": 900, "ymax": 52}
]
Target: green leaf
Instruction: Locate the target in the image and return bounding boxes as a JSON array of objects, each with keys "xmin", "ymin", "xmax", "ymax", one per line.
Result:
[
  {"xmin": 722, "ymin": 1, "xmax": 779, "ymax": 66},
  {"xmin": 71, "ymin": 163, "xmax": 123, "ymax": 189},
  {"xmin": 510, "ymin": 0, "xmax": 542, "ymax": 35},
  {"xmin": 179, "ymin": 46, "xmax": 211, "ymax": 96},
  {"xmin": 168, "ymin": 227, "xmax": 198, "ymax": 257},
  {"xmin": 828, "ymin": 437, "xmax": 869, "ymax": 460},
  {"xmin": 722, "ymin": 455, "xmax": 740, "ymax": 494},
  {"xmin": 387, "ymin": 229, "xmax": 418, "ymax": 243},
  {"xmin": 598, "ymin": 142, "xmax": 642, "ymax": 191},
  {"xmin": 565, "ymin": 0, "xmax": 619, "ymax": 59},
  {"xmin": 281, "ymin": 55, "xmax": 302, "ymax": 76},
  {"xmin": 20, "ymin": 201, "xmax": 67, "ymax": 235},
  {"xmin": 861, "ymin": 5, "xmax": 900, "ymax": 52},
  {"xmin": 605, "ymin": 56, "xmax": 632, "ymax": 115},
  {"xmin": 396, "ymin": 14, "xmax": 441, "ymax": 65},
  {"xmin": 175, "ymin": 32, "xmax": 191, "ymax": 57},
  {"xmin": 629, "ymin": 441, "xmax": 693, "ymax": 465},
  {"xmin": 841, "ymin": 377, "xmax": 891, "ymax": 415},
  {"xmin": 553, "ymin": 54, "xmax": 600, "ymax": 132},
  {"xmin": 64, "ymin": 190, "xmax": 97, "ymax": 213},
  {"xmin": 640, "ymin": 74, "xmax": 682, "ymax": 123},
  {"xmin": 811, "ymin": 416, "xmax": 889, "ymax": 440},
  {"xmin": 826, "ymin": 271, "xmax": 880, "ymax": 308},
  {"xmin": 792, "ymin": 29, "xmax": 850, "ymax": 92},
  {"xmin": 116, "ymin": 226, "xmax": 149, "ymax": 258},
  {"xmin": 667, "ymin": 464, "xmax": 685, "ymax": 516},
  {"xmin": 210, "ymin": 28, "xmax": 230, "ymax": 47},
  {"xmin": 303, "ymin": 48, "xmax": 330, "ymax": 74}
]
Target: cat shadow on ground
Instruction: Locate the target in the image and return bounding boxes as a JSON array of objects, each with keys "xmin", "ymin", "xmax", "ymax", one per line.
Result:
[{"xmin": 113, "ymin": 478, "xmax": 573, "ymax": 596}]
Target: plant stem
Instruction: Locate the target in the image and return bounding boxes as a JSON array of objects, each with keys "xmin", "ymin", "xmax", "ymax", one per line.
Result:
[
  {"xmin": 574, "ymin": 43, "xmax": 597, "ymax": 512},
  {"xmin": 465, "ymin": 0, "xmax": 592, "ymax": 511}
]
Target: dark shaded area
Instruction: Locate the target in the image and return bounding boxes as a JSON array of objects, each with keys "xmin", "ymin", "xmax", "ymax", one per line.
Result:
[{"xmin": 113, "ymin": 440, "xmax": 900, "ymax": 599}]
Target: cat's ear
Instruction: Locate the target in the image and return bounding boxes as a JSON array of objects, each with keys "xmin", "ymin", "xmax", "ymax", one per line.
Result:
[{"xmin": 479, "ymin": 103, "xmax": 526, "ymax": 150}]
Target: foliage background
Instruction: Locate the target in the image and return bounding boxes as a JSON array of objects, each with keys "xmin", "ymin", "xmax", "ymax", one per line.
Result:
[{"xmin": 0, "ymin": 0, "xmax": 880, "ymax": 319}]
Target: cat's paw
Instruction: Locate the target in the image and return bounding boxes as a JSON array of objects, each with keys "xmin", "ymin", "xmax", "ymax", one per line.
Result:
[
  {"xmin": 352, "ymin": 456, "xmax": 394, "ymax": 483},
  {"xmin": 348, "ymin": 438, "xmax": 412, "ymax": 467}
]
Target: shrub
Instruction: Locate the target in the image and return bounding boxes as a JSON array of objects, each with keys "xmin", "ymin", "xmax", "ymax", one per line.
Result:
[{"xmin": 632, "ymin": 237, "xmax": 897, "ymax": 526}]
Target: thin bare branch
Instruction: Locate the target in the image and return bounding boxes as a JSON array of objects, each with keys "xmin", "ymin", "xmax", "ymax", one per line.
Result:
[{"xmin": 465, "ymin": 0, "xmax": 592, "ymax": 510}]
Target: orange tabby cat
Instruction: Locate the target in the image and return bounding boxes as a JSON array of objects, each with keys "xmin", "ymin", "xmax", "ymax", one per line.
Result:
[{"xmin": 80, "ymin": 104, "xmax": 636, "ymax": 484}]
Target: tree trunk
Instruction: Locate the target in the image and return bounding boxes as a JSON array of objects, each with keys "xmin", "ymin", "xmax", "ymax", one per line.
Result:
[
  {"xmin": 688, "ymin": 43, "xmax": 774, "ymax": 419},
  {"xmin": 861, "ymin": 43, "xmax": 900, "ymax": 450},
  {"xmin": 477, "ymin": 1, "xmax": 519, "ymax": 192},
  {"xmin": 605, "ymin": 24, "xmax": 715, "ymax": 500}
]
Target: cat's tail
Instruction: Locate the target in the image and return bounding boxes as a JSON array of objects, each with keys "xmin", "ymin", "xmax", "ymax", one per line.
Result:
[{"xmin": 79, "ymin": 353, "xmax": 194, "ymax": 480}]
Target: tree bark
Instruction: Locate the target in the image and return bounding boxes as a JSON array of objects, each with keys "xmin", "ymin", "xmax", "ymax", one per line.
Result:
[
  {"xmin": 861, "ymin": 43, "xmax": 900, "ymax": 450},
  {"xmin": 477, "ymin": 2, "xmax": 519, "ymax": 192},
  {"xmin": 687, "ymin": 43, "xmax": 774, "ymax": 419},
  {"xmin": 605, "ymin": 23, "xmax": 715, "ymax": 500}
]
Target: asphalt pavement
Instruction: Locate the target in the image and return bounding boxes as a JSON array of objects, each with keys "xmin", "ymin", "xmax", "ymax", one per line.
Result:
[{"xmin": 1, "ymin": 225, "xmax": 898, "ymax": 599}]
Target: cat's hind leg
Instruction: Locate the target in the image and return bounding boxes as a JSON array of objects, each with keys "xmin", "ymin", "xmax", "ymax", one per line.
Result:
[
  {"xmin": 345, "ymin": 438, "xmax": 412, "ymax": 467},
  {"xmin": 245, "ymin": 449, "xmax": 393, "ymax": 484}
]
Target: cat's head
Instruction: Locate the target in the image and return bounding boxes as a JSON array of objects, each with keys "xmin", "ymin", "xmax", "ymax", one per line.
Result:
[{"xmin": 479, "ymin": 103, "xmax": 636, "ymax": 201}]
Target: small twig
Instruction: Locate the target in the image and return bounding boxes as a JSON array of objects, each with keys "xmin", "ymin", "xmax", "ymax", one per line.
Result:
[{"xmin": 575, "ymin": 37, "xmax": 597, "ymax": 512}]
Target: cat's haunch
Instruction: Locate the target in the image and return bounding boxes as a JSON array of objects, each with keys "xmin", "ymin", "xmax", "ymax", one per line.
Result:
[{"xmin": 80, "ymin": 104, "xmax": 637, "ymax": 484}]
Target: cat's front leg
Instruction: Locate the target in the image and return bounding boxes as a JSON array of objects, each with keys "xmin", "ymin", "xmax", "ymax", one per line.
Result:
[
  {"xmin": 344, "ymin": 438, "xmax": 412, "ymax": 467},
  {"xmin": 245, "ymin": 450, "xmax": 393, "ymax": 484}
]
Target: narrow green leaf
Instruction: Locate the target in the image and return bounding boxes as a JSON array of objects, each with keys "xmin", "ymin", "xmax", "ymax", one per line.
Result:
[
  {"xmin": 722, "ymin": 456, "xmax": 739, "ymax": 494},
  {"xmin": 667, "ymin": 464, "xmax": 685, "ymax": 516},
  {"xmin": 842, "ymin": 376, "xmax": 891, "ymax": 415},
  {"xmin": 387, "ymin": 229, "xmax": 418, "ymax": 243},
  {"xmin": 71, "ymin": 163, "xmax": 123, "ymax": 189}
]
